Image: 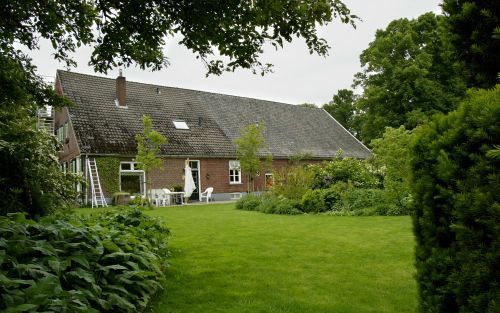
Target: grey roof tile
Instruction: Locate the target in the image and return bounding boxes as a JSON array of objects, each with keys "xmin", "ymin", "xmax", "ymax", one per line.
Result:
[{"xmin": 57, "ymin": 70, "xmax": 371, "ymax": 159}]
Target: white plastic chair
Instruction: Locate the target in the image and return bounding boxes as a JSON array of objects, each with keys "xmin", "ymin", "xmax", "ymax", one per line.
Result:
[
  {"xmin": 200, "ymin": 187, "xmax": 214, "ymax": 204},
  {"xmin": 162, "ymin": 188, "xmax": 172, "ymax": 206},
  {"xmin": 150, "ymin": 189, "xmax": 163, "ymax": 207}
]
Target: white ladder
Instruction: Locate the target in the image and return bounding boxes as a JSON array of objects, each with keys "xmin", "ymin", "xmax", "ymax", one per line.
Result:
[{"xmin": 87, "ymin": 158, "xmax": 107, "ymax": 208}]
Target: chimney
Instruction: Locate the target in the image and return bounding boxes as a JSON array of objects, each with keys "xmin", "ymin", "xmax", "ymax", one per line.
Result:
[{"xmin": 116, "ymin": 69, "xmax": 126, "ymax": 107}]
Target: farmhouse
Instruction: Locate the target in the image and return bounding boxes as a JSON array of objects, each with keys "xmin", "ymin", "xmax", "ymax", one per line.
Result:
[{"xmin": 54, "ymin": 70, "xmax": 371, "ymax": 203}]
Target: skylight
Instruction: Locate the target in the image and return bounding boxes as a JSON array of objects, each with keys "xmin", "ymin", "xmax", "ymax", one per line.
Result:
[{"xmin": 173, "ymin": 120, "xmax": 189, "ymax": 130}]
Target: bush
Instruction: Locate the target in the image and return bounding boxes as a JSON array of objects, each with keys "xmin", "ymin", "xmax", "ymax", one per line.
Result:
[
  {"xmin": 340, "ymin": 188, "xmax": 386, "ymax": 212},
  {"xmin": 411, "ymin": 86, "xmax": 500, "ymax": 312},
  {"xmin": 301, "ymin": 189, "xmax": 327, "ymax": 213},
  {"xmin": 309, "ymin": 156, "xmax": 380, "ymax": 190},
  {"xmin": 272, "ymin": 165, "xmax": 314, "ymax": 200},
  {"xmin": 259, "ymin": 194, "xmax": 282, "ymax": 214},
  {"xmin": 274, "ymin": 199, "xmax": 302, "ymax": 215},
  {"xmin": 0, "ymin": 208, "xmax": 169, "ymax": 312},
  {"xmin": 235, "ymin": 194, "xmax": 262, "ymax": 211},
  {"xmin": 323, "ymin": 182, "xmax": 347, "ymax": 210}
]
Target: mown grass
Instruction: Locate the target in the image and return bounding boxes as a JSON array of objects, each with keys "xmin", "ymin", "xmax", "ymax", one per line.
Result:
[{"xmin": 79, "ymin": 203, "xmax": 417, "ymax": 312}]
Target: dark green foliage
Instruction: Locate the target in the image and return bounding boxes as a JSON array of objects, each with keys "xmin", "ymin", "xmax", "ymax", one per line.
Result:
[
  {"xmin": 338, "ymin": 188, "xmax": 386, "ymax": 213},
  {"xmin": 354, "ymin": 12, "xmax": 466, "ymax": 143},
  {"xmin": 322, "ymin": 183, "xmax": 347, "ymax": 210},
  {"xmin": 309, "ymin": 156, "xmax": 380, "ymax": 190},
  {"xmin": 0, "ymin": 0, "xmax": 356, "ymax": 76},
  {"xmin": 0, "ymin": 54, "xmax": 80, "ymax": 217},
  {"xmin": 301, "ymin": 189, "xmax": 327, "ymax": 213},
  {"xmin": 235, "ymin": 194, "xmax": 261, "ymax": 211},
  {"xmin": 0, "ymin": 208, "xmax": 169, "ymax": 312},
  {"xmin": 95, "ymin": 157, "xmax": 121, "ymax": 195},
  {"xmin": 411, "ymin": 86, "xmax": 500, "ymax": 312},
  {"xmin": 442, "ymin": 0, "xmax": 500, "ymax": 88},
  {"xmin": 322, "ymin": 89, "xmax": 360, "ymax": 135}
]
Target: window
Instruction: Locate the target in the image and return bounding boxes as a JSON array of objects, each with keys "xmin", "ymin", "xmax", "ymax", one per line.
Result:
[
  {"xmin": 120, "ymin": 162, "xmax": 145, "ymax": 195},
  {"xmin": 265, "ymin": 173, "xmax": 274, "ymax": 190},
  {"xmin": 56, "ymin": 122, "xmax": 68, "ymax": 143},
  {"xmin": 229, "ymin": 160, "xmax": 241, "ymax": 184},
  {"xmin": 173, "ymin": 120, "xmax": 189, "ymax": 130}
]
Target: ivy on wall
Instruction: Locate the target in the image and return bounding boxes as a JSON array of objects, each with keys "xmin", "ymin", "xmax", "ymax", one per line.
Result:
[{"xmin": 95, "ymin": 157, "xmax": 120, "ymax": 195}]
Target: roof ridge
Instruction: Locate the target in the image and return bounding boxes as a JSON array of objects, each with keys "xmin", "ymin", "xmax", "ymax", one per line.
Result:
[{"xmin": 56, "ymin": 69, "xmax": 320, "ymax": 110}]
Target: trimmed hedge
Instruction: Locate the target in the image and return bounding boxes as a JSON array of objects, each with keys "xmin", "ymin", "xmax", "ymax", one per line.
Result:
[
  {"xmin": 0, "ymin": 208, "xmax": 169, "ymax": 312},
  {"xmin": 411, "ymin": 86, "xmax": 500, "ymax": 313}
]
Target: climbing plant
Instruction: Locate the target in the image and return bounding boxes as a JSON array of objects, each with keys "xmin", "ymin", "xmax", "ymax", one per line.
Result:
[{"xmin": 95, "ymin": 157, "xmax": 120, "ymax": 195}]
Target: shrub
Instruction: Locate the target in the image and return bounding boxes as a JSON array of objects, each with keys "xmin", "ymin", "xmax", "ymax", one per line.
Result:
[
  {"xmin": 340, "ymin": 188, "xmax": 386, "ymax": 212},
  {"xmin": 272, "ymin": 165, "xmax": 314, "ymax": 200},
  {"xmin": 301, "ymin": 189, "xmax": 327, "ymax": 213},
  {"xmin": 411, "ymin": 86, "xmax": 500, "ymax": 312},
  {"xmin": 0, "ymin": 208, "xmax": 169, "ymax": 312},
  {"xmin": 323, "ymin": 182, "xmax": 348, "ymax": 210},
  {"xmin": 259, "ymin": 194, "xmax": 282, "ymax": 214},
  {"xmin": 274, "ymin": 198, "xmax": 302, "ymax": 215},
  {"xmin": 309, "ymin": 156, "xmax": 380, "ymax": 190},
  {"xmin": 235, "ymin": 194, "xmax": 262, "ymax": 211}
]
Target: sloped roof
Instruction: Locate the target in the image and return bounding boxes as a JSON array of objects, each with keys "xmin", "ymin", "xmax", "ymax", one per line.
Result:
[{"xmin": 57, "ymin": 70, "xmax": 371, "ymax": 159}]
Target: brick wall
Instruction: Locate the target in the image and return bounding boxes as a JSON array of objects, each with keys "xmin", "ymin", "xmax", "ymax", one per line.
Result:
[
  {"xmin": 54, "ymin": 76, "xmax": 81, "ymax": 163},
  {"xmin": 147, "ymin": 157, "xmax": 323, "ymax": 195},
  {"xmin": 54, "ymin": 106, "xmax": 81, "ymax": 163}
]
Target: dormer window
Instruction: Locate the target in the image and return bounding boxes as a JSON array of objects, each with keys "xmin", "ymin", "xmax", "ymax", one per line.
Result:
[{"xmin": 173, "ymin": 120, "xmax": 189, "ymax": 130}]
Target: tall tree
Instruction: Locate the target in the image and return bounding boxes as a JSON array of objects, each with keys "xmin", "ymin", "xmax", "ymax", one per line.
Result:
[
  {"xmin": 135, "ymin": 115, "xmax": 167, "ymax": 204},
  {"xmin": 353, "ymin": 12, "xmax": 466, "ymax": 144},
  {"xmin": 322, "ymin": 89, "xmax": 360, "ymax": 135},
  {"xmin": 234, "ymin": 123, "xmax": 268, "ymax": 193},
  {"xmin": 442, "ymin": 0, "xmax": 500, "ymax": 88}
]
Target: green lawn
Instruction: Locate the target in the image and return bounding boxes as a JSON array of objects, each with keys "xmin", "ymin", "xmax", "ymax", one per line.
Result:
[{"xmin": 140, "ymin": 203, "xmax": 417, "ymax": 313}]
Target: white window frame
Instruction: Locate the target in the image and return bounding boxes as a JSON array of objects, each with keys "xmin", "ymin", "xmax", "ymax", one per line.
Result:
[
  {"xmin": 119, "ymin": 162, "xmax": 146, "ymax": 195},
  {"xmin": 229, "ymin": 160, "xmax": 241, "ymax": 184},
  {"xmin": 173, "ymin": 120, "xmax": 189, "ymax": 130}
]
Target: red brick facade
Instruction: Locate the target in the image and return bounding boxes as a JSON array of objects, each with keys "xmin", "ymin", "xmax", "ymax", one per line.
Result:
[{"xmin": 148, "ymin": 158, "xmax": 294, "ymax": 194}]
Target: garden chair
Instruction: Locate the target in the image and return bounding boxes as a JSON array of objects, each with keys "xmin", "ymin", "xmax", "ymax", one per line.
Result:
[
  {"xmin": 150, "ymin": 189, "xmax": 163, "ymax": 207},
  {"xmin": 200, "ymin": 187, "xmax": 214, "ymax": 204},
  {"xmin": 162, "ymin": 188, "xmax": 172, "ymax": 206}
]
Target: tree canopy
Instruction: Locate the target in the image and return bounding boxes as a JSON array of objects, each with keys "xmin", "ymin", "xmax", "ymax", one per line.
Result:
[
  {"xmin": 353, "ymin": 12, "xmax": 466, "ymax": 143},
  {"xmin": 322, "ymin": 89, "xmax": 359, "ymax": 135},
  {"xmin": 1, "ymin": 0, "xmax": 357, "ymax": 75},
  {"xmin": 441, "ymin": 0, "xmax": 500, "ymax": 88}
]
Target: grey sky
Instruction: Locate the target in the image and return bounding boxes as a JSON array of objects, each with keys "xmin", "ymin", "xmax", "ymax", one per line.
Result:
[{"xmin": 30, "ymin": 0, "xmax": 441, "ymax": 105}]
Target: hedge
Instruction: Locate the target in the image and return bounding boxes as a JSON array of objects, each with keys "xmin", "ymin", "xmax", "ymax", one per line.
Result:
[{"xmin": 411, "ymin": 86, "xmax": 499, "ymax": 313}]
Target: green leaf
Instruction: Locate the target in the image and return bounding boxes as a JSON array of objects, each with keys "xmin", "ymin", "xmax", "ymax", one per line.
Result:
[{"xmin": 4, "ymin": 303, "xmax": 38, "ymax": 313}]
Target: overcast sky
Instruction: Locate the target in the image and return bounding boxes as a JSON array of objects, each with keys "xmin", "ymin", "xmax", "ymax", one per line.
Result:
[{"xmin": 29, "ymin": 0, "xmax": 441, "ymax": 105}]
